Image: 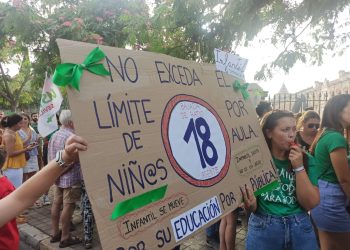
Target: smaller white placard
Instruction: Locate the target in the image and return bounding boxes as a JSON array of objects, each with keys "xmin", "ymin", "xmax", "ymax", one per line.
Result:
[
  {"xmin": 214, "ymin": 48, "xmax": 248, "ymax": 80},
  {"xmin": 171, "ymin": 196, "xmax": 222, "ymax": 242}
]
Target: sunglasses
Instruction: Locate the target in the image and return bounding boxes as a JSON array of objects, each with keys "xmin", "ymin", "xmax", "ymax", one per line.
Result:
[{"xmin": 307, "ymin": 123, "xmax": 320, "ymax": 129}]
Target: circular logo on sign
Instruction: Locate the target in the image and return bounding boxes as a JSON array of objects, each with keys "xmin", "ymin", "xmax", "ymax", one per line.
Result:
[{"xmin": 161, "ymin": 94, "xmax": 231, "ymax": 187}]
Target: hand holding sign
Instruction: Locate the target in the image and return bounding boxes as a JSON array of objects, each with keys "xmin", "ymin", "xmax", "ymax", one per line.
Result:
[{"xmin": 240, "ymin": 184, "xmax": 257, "ymax": 212}]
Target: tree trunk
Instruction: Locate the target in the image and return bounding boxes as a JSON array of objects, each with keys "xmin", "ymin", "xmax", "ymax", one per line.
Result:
[{"xmin": 9, "ymin": 99, "xmax": 18, "ymax": 112}]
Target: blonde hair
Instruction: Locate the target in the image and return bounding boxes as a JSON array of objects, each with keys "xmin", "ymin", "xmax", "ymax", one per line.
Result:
[{"xmin": 296, "ymin": 110, "xmax": 320, "ymax": 131}]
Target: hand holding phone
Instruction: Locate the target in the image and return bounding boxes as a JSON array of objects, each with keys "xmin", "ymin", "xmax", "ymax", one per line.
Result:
[{"xmin": 29, "ymin": 142, "xmax": 38, "ymax": 148}]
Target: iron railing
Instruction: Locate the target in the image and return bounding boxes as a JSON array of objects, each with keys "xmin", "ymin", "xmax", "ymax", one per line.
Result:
[{"xmin": 268, "ymin": 91, "xmax": 347, "ymax": 115}]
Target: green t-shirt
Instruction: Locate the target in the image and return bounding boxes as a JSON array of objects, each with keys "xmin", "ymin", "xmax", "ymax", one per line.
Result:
[
  {"xmin": 314, "ymin": 130, "xmax": 347, "ymax": 184},
  {"xmin": 30, "ymin": 122, "xmax": 39, "ymax": 134},
  {"xmin": 257, "ymin": 155, "xmax": 318, "ymax": 216}
]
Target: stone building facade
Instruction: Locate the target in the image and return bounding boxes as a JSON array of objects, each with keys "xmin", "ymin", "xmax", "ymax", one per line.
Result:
[{"xmin": 272, "ymin": 70, "xmax": 350, "ymax": 115}]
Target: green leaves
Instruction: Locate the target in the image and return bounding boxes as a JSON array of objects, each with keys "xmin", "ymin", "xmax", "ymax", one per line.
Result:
[
  {"xmin": 0, "ymin": 0, "xmax": 152, "ymax": 110},
  {"xmin": 1, "ymin": 0, "xmax": 350, "ymax": 110}
]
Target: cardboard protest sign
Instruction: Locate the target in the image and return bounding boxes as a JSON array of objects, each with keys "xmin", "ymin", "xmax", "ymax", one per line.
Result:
[{"xmin": 56, "ymin": 39, "xmax": 278, "ymax": 250}]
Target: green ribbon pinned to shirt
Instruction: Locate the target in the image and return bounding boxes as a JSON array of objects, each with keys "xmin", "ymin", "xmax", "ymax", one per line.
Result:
[
  {"xmin": 110, "ymin": 185, "xmax": 168, "ymax": 221},
  {"xmin": 254, "ymin": 180, "xmax": 279, "ymax": 197},
  {"xmin": 232, "ymin": 80, "xmax": 249, "ymax": 100},
  {"xmin": 52, "ymin": 47, "xmax": 110, "ymax": 91}
]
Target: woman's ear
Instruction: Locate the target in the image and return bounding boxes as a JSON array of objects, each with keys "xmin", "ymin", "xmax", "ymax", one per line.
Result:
[{"xmin": 266, "ymin": 129, "xmax": 272, "ymax": 139}]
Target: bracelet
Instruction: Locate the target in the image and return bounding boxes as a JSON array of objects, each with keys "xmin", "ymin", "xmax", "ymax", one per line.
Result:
[
  {"xmin": 55, "ymin": 150, "xmax": 73, "ymax": 168},
  {"xmin": 62, "ymin": 149, "xmax": 74, "ymax": 166},
  {"xmin": 293, "ymin": 165, "xmax": 305, "ymax": 173}
]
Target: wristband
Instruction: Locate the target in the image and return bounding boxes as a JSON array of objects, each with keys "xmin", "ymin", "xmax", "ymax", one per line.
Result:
[
  {"xmin": 293, "ymin": 165, "xmax": 305, "ymax": 173},
  {"xmin": 55, "ymin": 150, "xmax": 73, "ymax": 168}
]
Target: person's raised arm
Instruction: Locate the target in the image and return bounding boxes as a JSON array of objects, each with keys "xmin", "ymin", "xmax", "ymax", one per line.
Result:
[
  {"xmin": 0, "ymin": 135, "xmax": 88, "ymax": 227},
  {"xmin": 290, "ymin": 146, "xmax": 320, "ymax": 210},
  {"xmin": 331, "ymin": 148, "xmax": 350, "ymax": 198}
]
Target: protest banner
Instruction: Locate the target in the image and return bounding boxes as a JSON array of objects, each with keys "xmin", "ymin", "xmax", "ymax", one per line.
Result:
[
  {"xmin": 55, "ymin": 39, "xmax": 279, "ymax": 250},
  {"xmin": 38, "ymin": 76, "xmax": 63, "ymax": 137}
]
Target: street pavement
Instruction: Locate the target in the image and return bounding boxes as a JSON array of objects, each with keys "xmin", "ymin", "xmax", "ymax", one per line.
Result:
[{"xmin": 19, "ymin": 187, "xmax": 247, "ymax": 250}]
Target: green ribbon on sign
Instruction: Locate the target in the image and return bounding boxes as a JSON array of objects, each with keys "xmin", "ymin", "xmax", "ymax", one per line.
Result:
[
  {"xmin": 110, "ymin": 185, "xmax": 168, "ymax": 221},
  {"xmin": 232, "ymin": 80, "xmax": 249, "ymax": 100},
  {"xmin": 52, "ymin": 47, "xmax": 110, "ymax": 91}
]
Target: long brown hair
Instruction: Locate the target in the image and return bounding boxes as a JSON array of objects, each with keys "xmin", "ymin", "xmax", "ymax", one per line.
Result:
[
  {"xmin": 0, "ymin": 148, "xmax": 6, "ymax": 170},
  {"xmin": 0, "ymin": 113, "xmax": 22, "ymax": 128},
  {"xmin": 310, "ymin": 94, "xmax": 350, "ymax": 154}
]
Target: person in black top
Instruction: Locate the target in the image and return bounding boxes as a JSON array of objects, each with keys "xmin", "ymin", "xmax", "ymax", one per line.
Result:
[
  {"xmin": 295, "ymin": 110, "xmax": 320, "ymax": 151},
  {"xmin": 256, "ymin": 101, "xmax": 272, "ymax": 120}
]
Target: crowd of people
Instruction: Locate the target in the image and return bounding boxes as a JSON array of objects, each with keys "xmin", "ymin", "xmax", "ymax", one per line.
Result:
[
  {"xmin": 0, "ymin": 111, "xmax": 94, "ymax": 249},
  {"xmin": 0, "ymin": 94, "xmax": 350, "ymax": 250},
  {"xmin": 216, "ymin": 96, "xmax": 350, "ymax": 250}
]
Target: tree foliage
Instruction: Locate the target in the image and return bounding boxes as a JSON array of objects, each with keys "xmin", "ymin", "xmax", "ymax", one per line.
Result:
[
  {"xmin": 0, "ymin": 0, "xmax": 149, "ymax": 110},
  {"xmin": 0, "ymin": 2, "xmax": 34, "ymax": 111},
  {"xmin": 148, "ymin": 0, "xmax": 350, "ymax": 80},
  {"xmin": 1, "ymin": 0, "xmax": 350, "ymax": 110}
]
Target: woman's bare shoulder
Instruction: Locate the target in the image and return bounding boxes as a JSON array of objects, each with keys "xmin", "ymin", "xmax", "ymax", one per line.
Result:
[{"xmin": 2, "ymin": 131, "xmax": 15, "ymax": 141}]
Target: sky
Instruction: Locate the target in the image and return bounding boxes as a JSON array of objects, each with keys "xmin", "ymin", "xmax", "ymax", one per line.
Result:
[
  {"xmin": 149, "ymin": 0, "xmax": 350, "ymax": 98},
  {"xmin": 240, "ymin": 41, "xmax": 350, "ymax": 98},
  {"xmin": 2, "ymin": 0, "xmax": 349, "ymax": 98},
  {"xmin": 234, "ymin": 17, "xmax": 350, "ymax": 98}
]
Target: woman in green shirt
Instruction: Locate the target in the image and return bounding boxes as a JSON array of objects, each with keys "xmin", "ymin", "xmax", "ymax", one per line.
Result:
[
  {"xmin": 242, "ymin": 110, "xmax": 320, "ymax": 250},
  {"xmin": 310, "ymin": 94, "xmax": 350, "ymax": 250}
]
